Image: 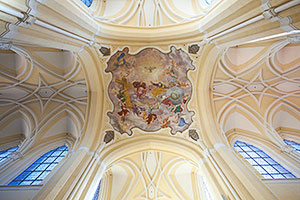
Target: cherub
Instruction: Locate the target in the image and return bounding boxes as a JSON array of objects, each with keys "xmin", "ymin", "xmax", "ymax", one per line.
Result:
[
  {"xmin": 133, "ymin": 81, "xmax": 147, "ymax": 99},
  {"xmin": 146, "ymin": 113, "xmax": 157, "ymax": 125},
  {"xmin": 161, "ymin": 117, "xmax": 171, "ymax": 128},
  {"xmin": 118, "ymin": 103, "xmax": 129, "ymax": 121}
]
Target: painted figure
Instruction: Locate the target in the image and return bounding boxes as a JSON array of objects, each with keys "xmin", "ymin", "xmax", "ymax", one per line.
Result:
[{"xmin": 106, "ymin": 47, "xmax": 194, "ymax": 135}]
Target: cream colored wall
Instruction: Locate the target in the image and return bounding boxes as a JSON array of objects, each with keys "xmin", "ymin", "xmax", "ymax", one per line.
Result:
[
  {"xmin": 0, "ymin": 0, "xmax": 299, "ymax": 199},
  {"xmin": 264, "ymin": 179, "xmax": 300, "ymax": 199},
  {"xmin": 0, "ymin": 185, "xmax": 41, "ymax": 200}
]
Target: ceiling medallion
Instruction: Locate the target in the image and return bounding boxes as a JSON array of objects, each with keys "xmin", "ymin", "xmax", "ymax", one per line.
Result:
[
  {"xmin": 103, "ymin": 130, "xmax": 115, "ymax": 144},
  {"xmin": 189, "ymin": 129, "xmax": 199, "ymax": 141},
  {"xmin": 106, "ymin": 47, "xmax": 195, "ymax": 135}
]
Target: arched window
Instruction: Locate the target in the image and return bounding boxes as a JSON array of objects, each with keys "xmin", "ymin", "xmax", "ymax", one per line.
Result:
[
  {"xmin": 9, "ymin": 145, "xmax": 68, "ymax": 185},
  {"xmin": 81, "ymin": 0, "xmax": 93, "ymax": 7},
  {"xmin": 284, "ymin": 139, "xmax": 300, "ymax": 152},
  {"xmin": 204, "ymin": 0, "xmax": 214, "ymax": 5},
  {"xmin": 234, "ymin": 140, "xmax": 296, "ymax": 179},
  {"xmin": 0, "ymin": 146, "xmax": 19, "ymax": 163},
  {"xmin": 92, "ymin": 180, "xmax": 101, "ymax": 200}
]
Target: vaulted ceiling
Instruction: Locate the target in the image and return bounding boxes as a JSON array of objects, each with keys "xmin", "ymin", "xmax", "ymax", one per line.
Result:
[
  {"xmin": 0, "ymin": 47, "xmax": 87, "ymax": 150},
  {"xmin": 213, "ymin": 41, "xmax": 300, "ymax": 147},
  {"xmin": 92, "ymin": 0, "xmax": 215, "ymax": 27}
]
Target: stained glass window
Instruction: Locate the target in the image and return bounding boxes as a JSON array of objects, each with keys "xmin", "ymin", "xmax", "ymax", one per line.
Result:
[
  {"xmin": 284, "ymin": 140, "xmax": 300, "ymax": 152},
  {"xmin": 81, "ymin": 0, "xmax": 93, "ymax": 7},
  {"xmin": 9, "ymin": 145, "xmax": 68, "ymax": 185},
  {"xmin": 0, "ymin": 146, "xmax": 18, "ymax": 163},
  {"xmin": 92, "ymin": 180, "xmax": 101, "ymax": 200},
  {"xmin": 205, "ymin": 0, "xmax": 214, "ymax": 5},
  {"xmin": 202, "ymin": 177, "xmax": 213, "ymax": 200},
  {"xmin": 234, "ymin": 140, "xmax": 296, "ymax": 179}
]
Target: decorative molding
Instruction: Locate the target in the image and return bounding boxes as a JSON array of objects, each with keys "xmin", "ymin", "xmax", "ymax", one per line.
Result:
[
  {"xmin": 77, "ymin": 146, "xmax": 91, "ymax": 154},
  {"xmin": 93, "ymin": 0, "xmax": 210, "ymax": 27},
  {"xmin": 279, "ymin": 16, "xmax": 296, "ymax": 32},
  {"xmin": 280, "ymin": 144, "xmax": 295, "ymax": 154},
  {"xmin": 287, "ymin": 36, "xmax": 300, "ymax": 44},
  {"xmin": 262, "ymin": 9, "xmax": 278, "ymax": 22},
  {"xmin": 189, "ymin": 129, "xmax": 200, "ymax": 141},
  {"xmin": 101, "ymin": 151, "xmax": 205, "ymax": 199},
  {"xmin": 103, "ymin": 131, "xmax": 114, "ymax": 144},
  {"xmin": 99, "ymin": 47, "xmax": 111, "ymax": 56},
  {"xmin": 0, "ymin": 42, "xmax": 13, "ymax": 50},
  {"xmin": 260, "ymin": 0, "xmax": 271, "ymax": 12},
  {"xmin": 19, "ymin": 13, "xmax": 37, "ymax": 26},
  {"xmin": 214, "ymin": 143, "xmax": 226, "ymax": 150},
  {"xmin": 0, "ymin": 47, "xmax": 87, "ymax": 151},
  {"xmin": 188, "ymin": 44, "xmax": 200, "ymax": 54},
  {"xmin": 262, "ymin": 8, "xmax": 296, "ymax": 32},
  {"xmin": 8, "ymin": 151, "xmax": 23, "ymax": 160}
]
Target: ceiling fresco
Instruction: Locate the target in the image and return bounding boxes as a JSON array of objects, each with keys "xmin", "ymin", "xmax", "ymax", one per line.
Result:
[{"xmin": 106, "ymin": 47, "xmax": 194, "ymax": 135}]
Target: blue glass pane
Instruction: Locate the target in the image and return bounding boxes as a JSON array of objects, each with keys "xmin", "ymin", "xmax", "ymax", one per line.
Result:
[
  {"xmin": 51, "ymin": 151, "xmax": 62, "ymax": 156},
  {"xmin": 262, "ymin": 174, "xmax": 272, "ymax": 179},
  {"xmin": 44, "ymin": 157, "xmax": 56, "ymax": 163},
  {"xmin": 257, "ymin": 151, "xmax": 268, "ymax": 158},
  {"xmin": 35, "ymin": 156, "xmax": 48, "ymax": 163},
  {"xmin": 8, "ymin": 181, "xmax": 21, "ymax": 185},
  {"xmin": 264, "ymin": 157, "xmax": 276, "ymax": 165},
  {"xmin": 9, "ymin": 145, "xmax": 69, "ymax": 185},
  {"xmin": 273, "ymin": 165, "xmax": 288, "ymax": 173},
  {"xmin": 247, "ymin": 152, "xmax": 259, "ymax": 158},
  {"xmin": 60, "ymin": 151, "xmax": 68, "ymax": 156},
  {"xmin": 284, "ymin": 140, "xmax": 300, "ymax": 152},
  {"xmin": 241, "ymin": 146, "xmax": 252, "ymax": 152},
  {"xmin": 262, "ymin": 166, "xmax": 278, "ymax": 173},
  {"xmin": 36, "ymin": 164, "xmax": 49, "ymax": 171},
  {"xmin": 38, "ymin": 171, "xmax": 50, "ymax": 180},
  {"xmin": 32, "ymin": 180, "xmax": 42, "ymax": 185},
  {"xmin": 26, "ymin": 172, "xmax": 41, "ymax": 180},
  {"xmin": 81, "ymin": 0, "xmax": 93, "ymax": 7},
  {"xmin": 272, "ymin": 174, "xmax": 285, "ymax": 179},
  {"xmin": 205, "ymin": 0, "xmax": 214, "ymax": 5},
  {"xmin": 283, "ymin": 174, "xmax": 296, "ymax": 178},
  {"xmin": 255, "ymin": 158, "xmax": 268, "ymax": 165},
  {"xmin": 234, "ymin": 140, "xmax": 296, "ymax": 179},
  {"xmin": 14, "ymin": 171, "xmax": 30, "ymax": 180},
  {"xmin": 0, "ymin": 146, "xmax": 19, "ymax": 163},
  {"xmin": 43, "ymin": 151, "xmax": 53, "ymax": 157},
  {"xmin": 26, "ymin": 163, "xmax": 39, "ymax": 171},
  {"xmin": 54, "ymin": 157, "xmax": 63, "ymax": 162},
  {"xmin": 253, "ymin": 165, "xmax": 266, "ymax": 173},
  {"xmin": 92, "ymin": 181, "xmax": 101, "ymax": 200},
  {"xmin": 47, "ymin": 163, "xmax": 57, "ymax": 171},
  {"xmin": 20, "ymin": 181, "xmax": 32, "ymax": 185}
]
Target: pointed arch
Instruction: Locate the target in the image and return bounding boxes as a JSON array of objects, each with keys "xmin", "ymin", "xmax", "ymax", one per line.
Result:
[
  {"xmin": 269, "ymin": 103, "xmax": 300, "ymax": 132},
  {"xmin": 220, "ymin": 104, "xmax": 264, "ymax": 139}
]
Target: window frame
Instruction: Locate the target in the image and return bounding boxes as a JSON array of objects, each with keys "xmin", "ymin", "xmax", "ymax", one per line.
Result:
[
  {"xmin": 0, "ymin": 146, "xmax": 19, "ymax": 163},
  {"xmin": 284, "ymin": 139, "xmax": 300, "ymax": 152},
  {"xmin": 233, "ymin": 140, "xmax": 296, "ymax": 179},
  {"xmin": 5, "ymin": 143, "xmax": 71, "ymax": 186},
  {"xmin": 81, "ymin": 0, "xmax": 93, "ymax": 7}
]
